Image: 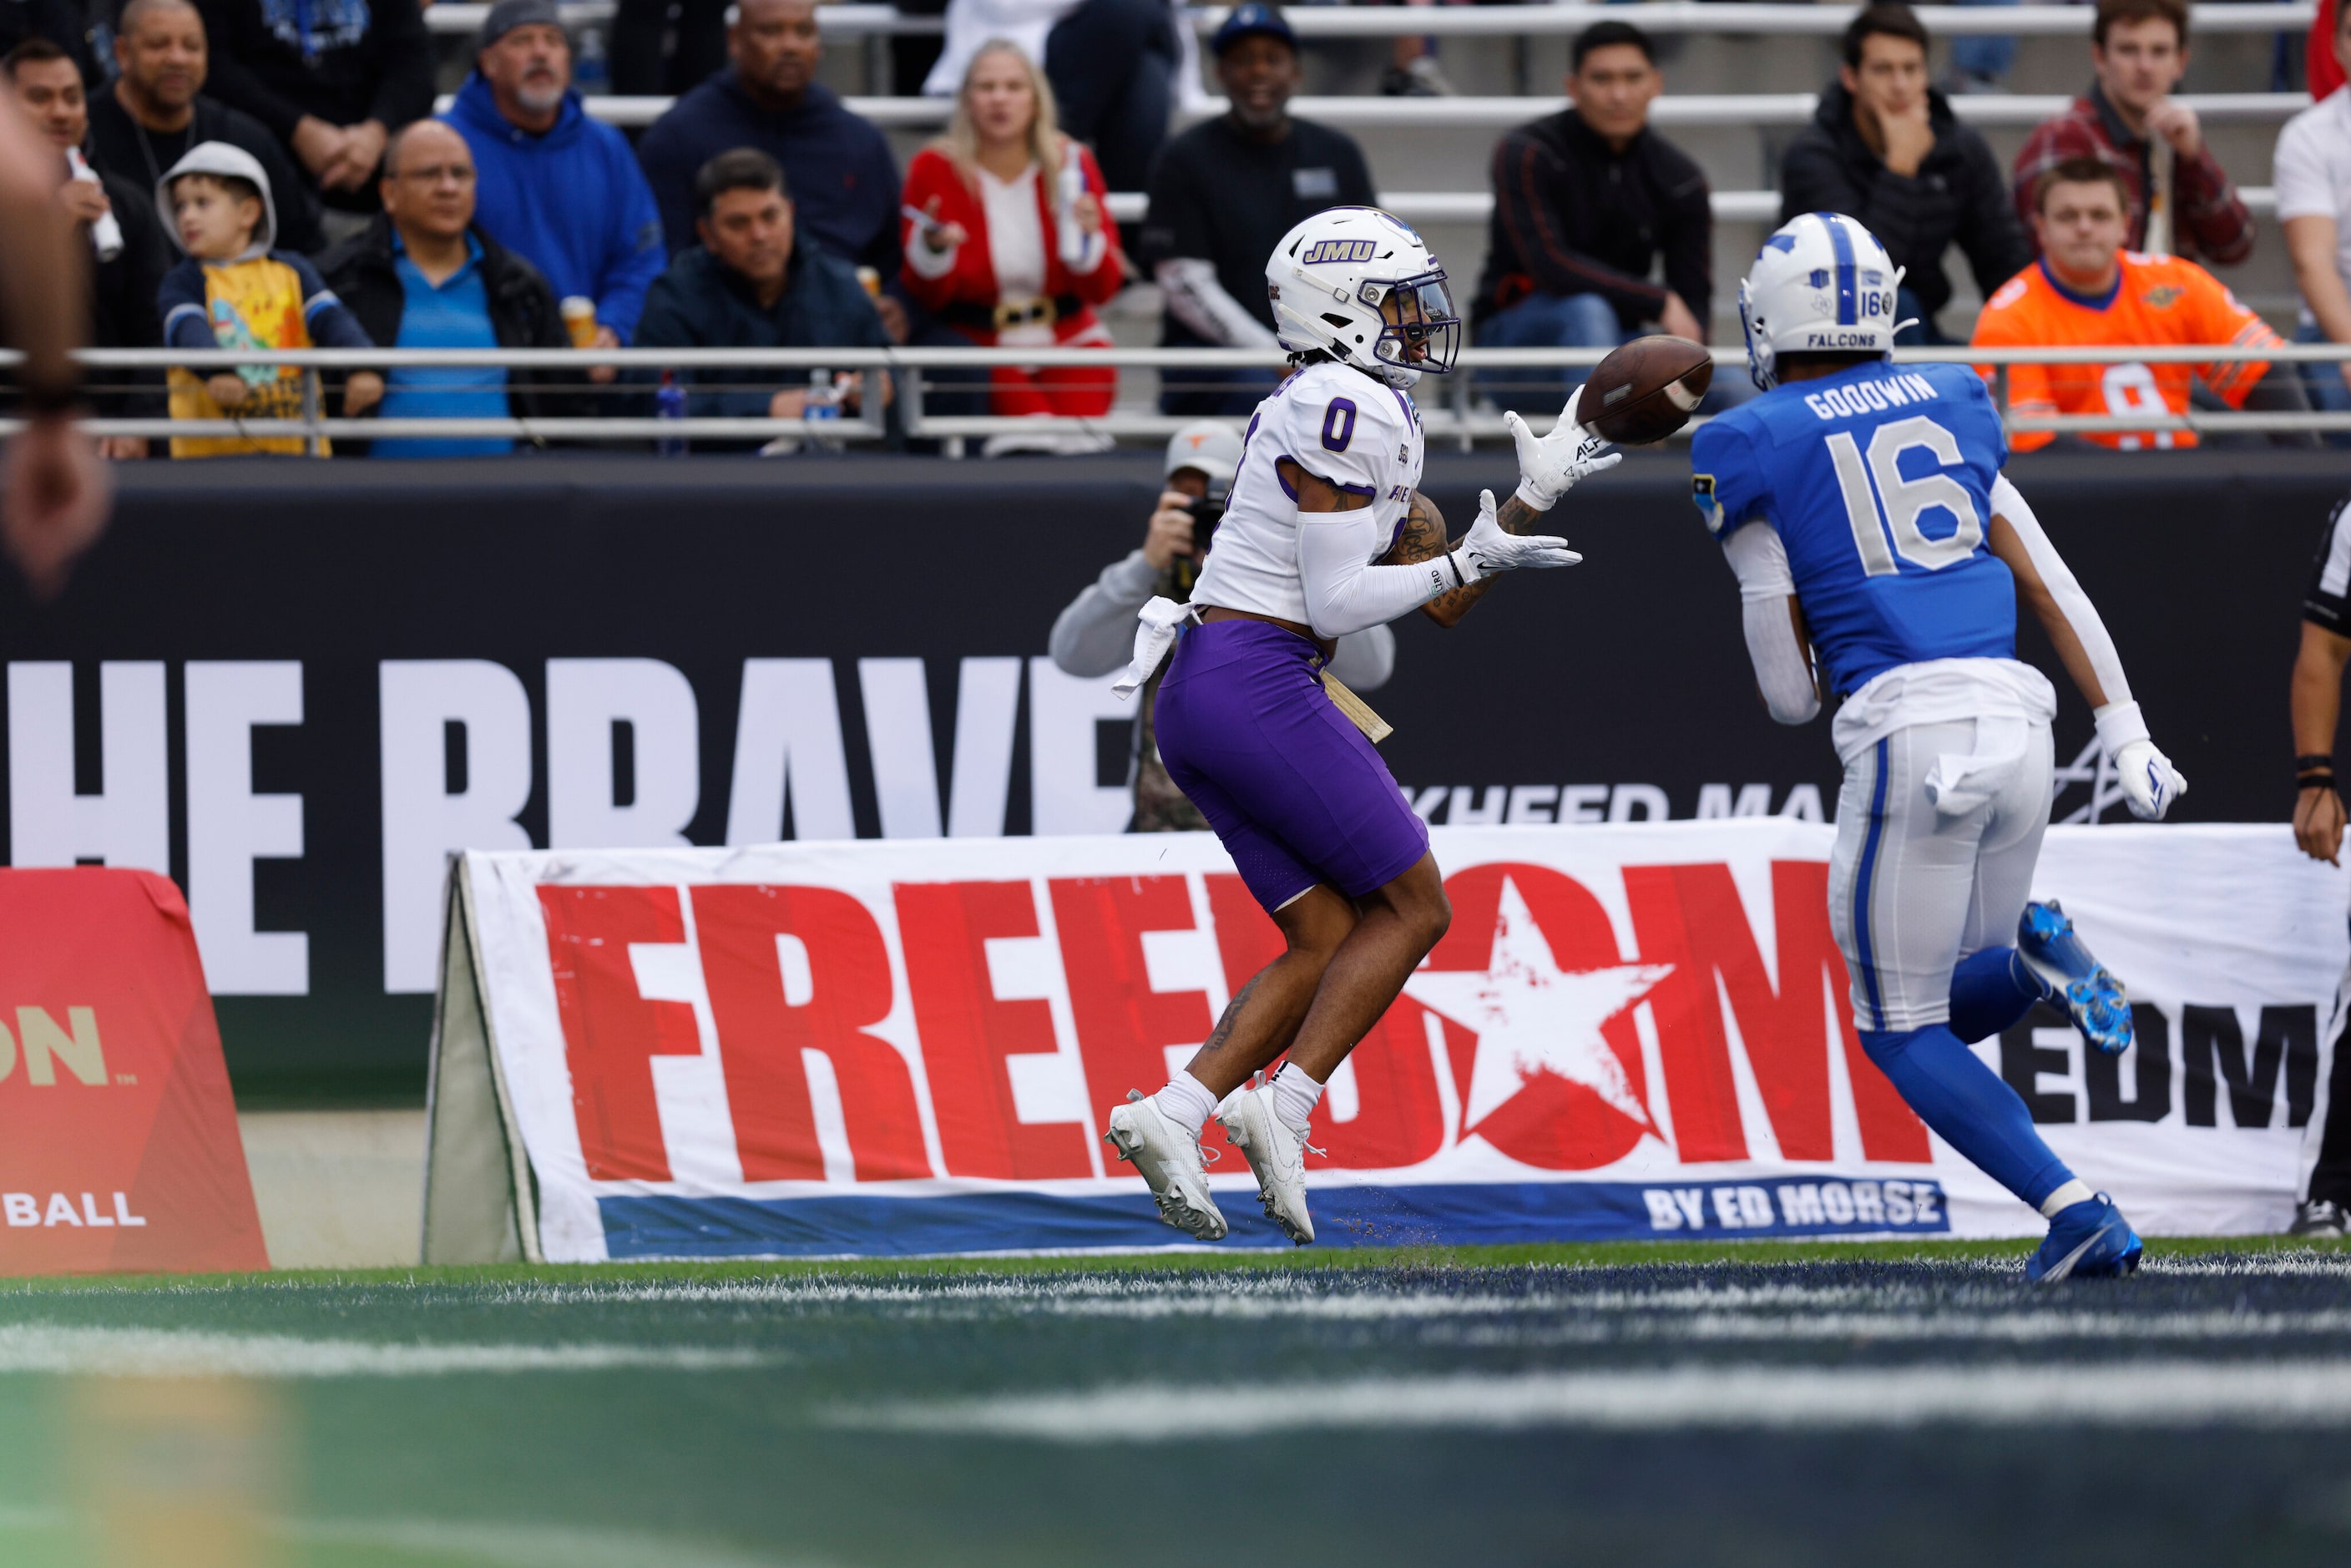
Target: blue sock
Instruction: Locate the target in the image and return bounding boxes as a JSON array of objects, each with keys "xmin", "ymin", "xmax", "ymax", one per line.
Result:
[
  {"xmin": 1861, "ymin": 1024, "xmax": 2075, "ymax": 1209},
  {"xmin": 1947, "ymin": 948, "xmax": 2051, "ymax": 1044}
]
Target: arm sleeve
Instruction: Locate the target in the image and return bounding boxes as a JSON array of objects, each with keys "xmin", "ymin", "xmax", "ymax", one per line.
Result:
[
  {"xmin": 260, "ymin": 136, "xmax": 326, "ymax": 255},
  {"xmin": 1689, "ymin": 418, "xmax": 1768, "ymax": 539},
  {"xmin": 2305, "ymin": 493, "xmax": 2351, "ymax": 634},
  {"xmin": 857, "ymin": 132, "xmax": 904, "ymax": 279},
  {"xmin": 897, "ymin": 154, "xmax": 966, "ymax": 305},
  {"xmin": 2195, "ymin": 271, "xmax": 2286, "ymax": 405},
  {"xmin": 1297, "ymin": 505, "xmax": 1459, "ymax": 638},
  {"xmin": 1955, "ymin": 132, "xmax": 2032, "ymax": 298},
  {"xmin": 2273, "ymin": 119, "xmax": 2332, "ymax": 221},
  {"xmin": 2173, "ymin": 143, "xmax": 2254, "ymax": 267},
  {"xmin": 159, "ymin": 259, "xmax": 214, "ymax": 348},
  {"xmin": 1990, "ymin": 473, "xmax": 2131, "ymax": 706},
  {"xmin": 1778, "ymin": 131, "xmax": 1868, "ymax": 226},
  {"xmin": 195, "ymin": 0, "xmax": 307, "ymax": 139},
  {"xmin": 1135, "ymin": 138, "xmax": 1210, "ymax": 272},
  {"xmin": 1660, "ymin": 165, "xmax": 1713, "ymax": 334},
  {"xmin": 636, "ymin": 121, "xmax": 699, "ymax": 257},
  {"xmin": 597, "ymin": 153, "xmax": 669, "ymax": 341},
  {"xmin": 1490, "ymin": 131, "xmax": 1667, "ymax": 318},
  {"xmin": 1722, "ymin": 523, "xmax": 1820, "ymax": 726},
  {"xmin": 1327, "ymin": 625, "xmax": 1396, "ymax": 692},
  {"xmin": 362, "ymin": 0, "xmax": 438, "ymax": 129},
  {"xmin": 1049, "ymin": 550, "xmax": 1163, "ymax": 676},
  {"xmin": 1156, "ymin": 257, "xmax": 1279, "ymax": 347}
]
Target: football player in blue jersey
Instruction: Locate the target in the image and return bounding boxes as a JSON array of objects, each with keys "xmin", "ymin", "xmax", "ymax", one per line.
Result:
[{"xmin": 1691, "ymin": 212, "xmax": 2189, "ymax": 1281}]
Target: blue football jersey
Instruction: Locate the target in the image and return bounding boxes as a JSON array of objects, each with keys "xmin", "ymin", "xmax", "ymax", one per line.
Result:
[{"xmin": 1691, "ymin": 359, "xmax": 2016, "ymax": 695}]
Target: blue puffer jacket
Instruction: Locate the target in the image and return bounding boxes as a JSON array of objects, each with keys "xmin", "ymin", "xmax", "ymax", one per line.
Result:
[{"xmin": 442, "ymin": 73, "xmax": 665, "ymax": 341}]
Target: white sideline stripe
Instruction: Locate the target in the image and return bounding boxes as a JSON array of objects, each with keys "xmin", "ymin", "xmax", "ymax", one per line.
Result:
[
  {"xmin": 836, "ymin": 1360, "xmax": 2351, "ymax": 1439},
  {"xmin": 1435, "ymin": 1309, "xmax": 2351, "ymax": 1348},
  {"xmin": 0, "ymin": 1324, "xmax": 774, "ymax": 1379}
]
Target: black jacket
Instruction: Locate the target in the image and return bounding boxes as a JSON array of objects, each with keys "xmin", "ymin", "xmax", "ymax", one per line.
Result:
[
  {"xmin": 88, "ymin": 89, "xmax": 327, "ymax": 257},
  {"xmin": 1777, "ymin": 80, "xmax": 2031, "ymax": 324},
  {"xmin": 89, "ymin": 169, "xmax": 171, "ymax": 420},
  {"xmin": 317, "ymin": 215, "xmax": 591, "ymax": 447},
  {"xmin": 1475, "ymin": 108, "xmax": 1711, "ymax": 332},
  {"xmin": 194, "ymin": 0, "xmax": 435, "ymax": 207}
]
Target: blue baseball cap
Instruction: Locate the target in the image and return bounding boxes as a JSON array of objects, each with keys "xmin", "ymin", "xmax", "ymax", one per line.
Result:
[{"xmin": 1212, "ymin": 2, "xmax": 1297, "ymax": 56}]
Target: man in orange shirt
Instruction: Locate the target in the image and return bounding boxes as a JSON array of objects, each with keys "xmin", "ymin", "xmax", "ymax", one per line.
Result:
[{"xmin": 1972, "ymin": 157, "xmax": 2309, "ymax": 451}]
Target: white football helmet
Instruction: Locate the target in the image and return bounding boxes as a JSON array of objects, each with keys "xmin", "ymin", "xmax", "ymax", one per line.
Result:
[
  {"xmin": 1266, "ymin": 206, "xmax": 1460, "ymax": 389},
  {"xmin": 1737, "ymin": 212, "xmax": 1909, "ymax": 390}
]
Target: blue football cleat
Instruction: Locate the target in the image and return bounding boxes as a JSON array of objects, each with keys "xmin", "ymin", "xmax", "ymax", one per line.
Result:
[
  {"xmin": 2026, "ymin": 1192, "xmax": 2144, "ymax": 1282},
  {"xmin": 2017, "ymin": 900, "xmax": 2134, "ymax": 1055}
]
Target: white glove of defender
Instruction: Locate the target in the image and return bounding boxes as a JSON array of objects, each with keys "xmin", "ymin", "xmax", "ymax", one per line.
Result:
[
  {"xmin": 2096, "ymin": 700, "xmax": 2187, "ymax": 821},
  {"xmin": 1506, "ymin": 385, "xmax": 1622, "ymax": 512},
  {"xmin": 1447, "ymin": 488, "xmax": 1581, "ymax": 585}
]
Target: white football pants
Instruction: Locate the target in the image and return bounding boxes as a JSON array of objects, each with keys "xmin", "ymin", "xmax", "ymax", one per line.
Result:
[{"xmin": 1828, "ymin": 717, "xmax": 2055, "ymax": 1033}]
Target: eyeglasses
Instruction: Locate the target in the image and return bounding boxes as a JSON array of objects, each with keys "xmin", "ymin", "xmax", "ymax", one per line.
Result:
[{"xmin": 393, "ymin": 164, "xmax": 476, "ymax": 185}]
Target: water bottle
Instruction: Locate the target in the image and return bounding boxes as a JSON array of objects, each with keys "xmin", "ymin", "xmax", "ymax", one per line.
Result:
[
  {"xmin": 655, "ymin": 369, "xmax": 686, "ymax": 456},
  {"xmin": 67, "ymin": 147, "xmax": 122, "ymax": 263},
  {"xmin": 806, "ymin": 370, "xmax": 842, "ymax": 424}
]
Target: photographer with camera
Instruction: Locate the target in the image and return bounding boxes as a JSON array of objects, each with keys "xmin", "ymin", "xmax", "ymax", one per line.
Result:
[{"xmin": 1050, "ymin": 418, "xmax": 1396, "ymax": 831}]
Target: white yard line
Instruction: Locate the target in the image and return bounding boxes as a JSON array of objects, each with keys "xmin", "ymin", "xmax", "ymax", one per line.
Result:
[
  {"xmin": 1430, "ymin": 1308, "xmax": 2351, "ymax": 1348},
  {"xmin": 835, "ymin": 1359, "xmax": 2351, "ymax": 1440},
  {"xmin": 0, "ymin": 1324, "xmax": 776, "ymax": 1379}
]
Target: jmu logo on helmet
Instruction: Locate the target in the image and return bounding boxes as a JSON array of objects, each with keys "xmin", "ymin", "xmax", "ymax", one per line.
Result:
[{"xmin": 1302, "ymin": 238, "xmax": 1378, "ymax": 266}]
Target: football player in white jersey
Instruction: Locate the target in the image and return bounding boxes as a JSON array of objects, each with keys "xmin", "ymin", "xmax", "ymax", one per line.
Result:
[{"xmin": 1105, "ymin": 205, "xmax": 1620, "ymax": 1244}]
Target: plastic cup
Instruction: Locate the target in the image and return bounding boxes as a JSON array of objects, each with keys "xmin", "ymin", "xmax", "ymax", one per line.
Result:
[{"xmin": 561, "ymin": 297, "xmax": 599, "ymax": 348}]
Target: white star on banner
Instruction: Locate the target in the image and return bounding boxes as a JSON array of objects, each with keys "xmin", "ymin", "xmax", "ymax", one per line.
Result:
[{"xmin": 1403, "ymin": 875, "xmax": 1674, "ymax": 1134}]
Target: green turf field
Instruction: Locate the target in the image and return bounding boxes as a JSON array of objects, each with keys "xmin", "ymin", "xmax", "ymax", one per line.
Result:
[{"xmin": 3, "ymin": 1237, "xmax": 2348, "ymax": 1566}]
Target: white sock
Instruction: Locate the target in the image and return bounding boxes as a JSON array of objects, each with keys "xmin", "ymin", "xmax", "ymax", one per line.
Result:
[
  {"xmin": 1271, "ymin": 1062, "xmax": 1323, "ymax": 1133},
  {"xmin": 1155, "ymin": 1071, "xmax": 1217, "ymax": 1136},
  {"xmin": 2039, "ymin": 1178, "xmax": 2096, "ymax": 1219}
]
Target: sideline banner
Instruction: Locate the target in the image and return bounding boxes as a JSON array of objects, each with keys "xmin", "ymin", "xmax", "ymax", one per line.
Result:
[
  {"xmin": 425, "ymin": 822, "xmax": 2346, "ymax": 1261},
  {"xmin": 5, "ymin": 451, "xmax": 2341, "ymax": 1102},
  {"xmin": 0, "ymin": 869, "xmax": 268, "ymax": 1273}
]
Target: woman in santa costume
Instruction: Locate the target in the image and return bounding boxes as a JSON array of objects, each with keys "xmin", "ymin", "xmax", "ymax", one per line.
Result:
[{"xmin": 901, "ymin": 40, "xmax": 1127, "ymax": 454}]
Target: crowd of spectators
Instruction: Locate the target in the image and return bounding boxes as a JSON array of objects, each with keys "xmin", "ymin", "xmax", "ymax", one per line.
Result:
[{"xmin": 0, "ymin": 0, "xmax": 2338, "ymax": 458}]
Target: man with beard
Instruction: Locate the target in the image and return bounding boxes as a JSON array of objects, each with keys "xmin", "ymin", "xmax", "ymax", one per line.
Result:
[
  {"xmin": 87, "ymin": 0, "xmax": 323, "ymax": 257},
  {"xmin": 1139, "ymin": 3, "xmax": 1374, "ymax": 417},
  {"xmin": 442, "ymin": 0, "xmax": 664, "ymax": 361}
]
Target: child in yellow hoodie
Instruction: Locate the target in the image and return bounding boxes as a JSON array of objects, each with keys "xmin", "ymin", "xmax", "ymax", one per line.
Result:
[{"xmin": 158, "ymin": 141, "xmax": 382, "ymax": 458}]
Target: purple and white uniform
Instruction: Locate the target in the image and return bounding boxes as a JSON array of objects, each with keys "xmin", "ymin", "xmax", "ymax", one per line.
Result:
[{"xmin": 1154, "ymin": 360, "xmax": 1437, "ymax": 913}]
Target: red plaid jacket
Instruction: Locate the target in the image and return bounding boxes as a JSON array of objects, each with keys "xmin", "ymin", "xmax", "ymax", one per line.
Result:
[{"xmin": 2010, "ymin": 86, "xmax": 2254, "ymax": 267}]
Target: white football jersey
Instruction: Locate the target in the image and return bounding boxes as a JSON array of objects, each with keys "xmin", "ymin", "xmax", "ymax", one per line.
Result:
[{"xmin": 1191, "ymin": 361, "xmax": 1427, "ymax": 626}]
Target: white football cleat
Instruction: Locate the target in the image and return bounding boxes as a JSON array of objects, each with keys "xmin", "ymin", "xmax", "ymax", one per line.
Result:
[
  {"xmin": 1218, "ymin": 1085, "xmax": 1316, "ymax": 1246},
  {"xmin": 1105, "ymin": 1090, "xmax": 1228, "ymax": 1241}
]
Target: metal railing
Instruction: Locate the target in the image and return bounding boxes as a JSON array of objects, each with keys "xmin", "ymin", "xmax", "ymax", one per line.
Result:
[
  {"xmin": 1104, "ymin": 185, "xmax": 2286, "ymax": 225},
  {"xmin": 515, "ymin": 87, "xmax": 2311, "ymax": 130},
  {"xmin": 8, "ymin": 343, "xmax": 2344, "ymax": 445},
  {"xmin": 422, "ymin": 3, "xmax": 2319, "ymax": 40}
]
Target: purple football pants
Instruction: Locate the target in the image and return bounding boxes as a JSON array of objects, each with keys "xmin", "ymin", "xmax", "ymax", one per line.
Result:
[{"xmin": 1153, "ymin": 617, "xmax": 1431, "ymax": 913}]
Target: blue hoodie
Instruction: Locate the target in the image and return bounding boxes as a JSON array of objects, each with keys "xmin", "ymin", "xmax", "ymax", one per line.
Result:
[{"xmin": 443, "ymin": 73, "xmax": 665, "ymax": 341}]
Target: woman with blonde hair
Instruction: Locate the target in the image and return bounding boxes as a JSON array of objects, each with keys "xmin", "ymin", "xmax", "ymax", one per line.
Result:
[{"xmin": 900, "ymin": 40, "xmax": 1125, "ymax": 452}]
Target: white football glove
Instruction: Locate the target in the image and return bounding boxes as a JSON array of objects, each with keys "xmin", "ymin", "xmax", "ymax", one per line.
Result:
[
  {"xmin": 2095, "ymin": 700, "xmax": 2187, "ymax": 821},
  {"xmin": 1446, "ymin": 488, "xmax": 1582, "ymax": 585},
  {"xmin": 1506, "ymin": 384, "xmax": 1623, "ymax": 512}
]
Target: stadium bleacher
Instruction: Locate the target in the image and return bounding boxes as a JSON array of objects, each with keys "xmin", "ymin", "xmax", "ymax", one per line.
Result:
[{"xmin": 28, "ymin": 2, "xmax": 2343, "ymax": 443}]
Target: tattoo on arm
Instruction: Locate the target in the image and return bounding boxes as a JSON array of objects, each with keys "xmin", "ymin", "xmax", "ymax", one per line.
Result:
[
  {"xmin": 1494, "ymin": 493, "xmax": 1548, "ymax": 538},
  {"xmin": 1380, "ymin": 489, "xmax": 1494, "ymax": 627}
]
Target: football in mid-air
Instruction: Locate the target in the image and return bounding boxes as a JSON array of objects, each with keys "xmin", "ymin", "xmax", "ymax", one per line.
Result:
[{"xmin": 1580, "ymin": 335, "xmax": 1714, "ymax": 445}]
